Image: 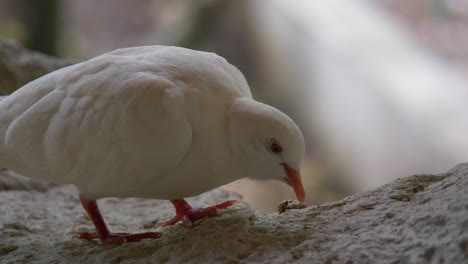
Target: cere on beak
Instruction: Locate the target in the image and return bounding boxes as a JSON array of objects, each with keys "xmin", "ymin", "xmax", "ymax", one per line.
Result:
[{"xmin": 281, "ymin": 162, "xmax": 305, "ymax": 203}]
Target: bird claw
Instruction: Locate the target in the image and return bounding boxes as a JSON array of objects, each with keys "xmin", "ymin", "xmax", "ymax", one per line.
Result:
[{"xmin": 158, "ymin": 199, "xmax": 239, "ymax": 228}]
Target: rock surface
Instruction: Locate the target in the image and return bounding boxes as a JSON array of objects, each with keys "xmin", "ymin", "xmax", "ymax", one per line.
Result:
[
  {"xmin": 0, "ymin": 39, "xmax": 72, "ymax": 96},
  {"xmin": 0, "ymin": 163, "xmax": 467, "ymax": 263}
]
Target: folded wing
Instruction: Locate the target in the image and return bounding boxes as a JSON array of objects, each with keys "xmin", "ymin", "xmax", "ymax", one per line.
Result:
[{"xmin": 1, "ymin": 57, "xmax": 193, "ymax": 198}]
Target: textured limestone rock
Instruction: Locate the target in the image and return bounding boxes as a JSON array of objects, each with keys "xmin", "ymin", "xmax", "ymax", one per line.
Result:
[
  {"xmin": 0, "ymin": 163, "xmax": 467, "ymax": 263},
  {"xmin": 0, "ymin": 39, "xmax": 72, "ymax": 96}
]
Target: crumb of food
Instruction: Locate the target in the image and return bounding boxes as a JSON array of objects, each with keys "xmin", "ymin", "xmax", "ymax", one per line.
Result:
[{"xmin": 277, "ymin": 200, "xmax": 306, "ymax": 214}]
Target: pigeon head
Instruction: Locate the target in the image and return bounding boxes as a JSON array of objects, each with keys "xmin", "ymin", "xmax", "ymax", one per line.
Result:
[{"xmin": 228, "ymin": 98, "xmax": 306, "ymax": 202}]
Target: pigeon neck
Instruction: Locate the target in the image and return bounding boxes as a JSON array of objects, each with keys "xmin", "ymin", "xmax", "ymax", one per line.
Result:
[{"xmin": 227, "ymin": 98, "xmax": 271, "ymax": 181}]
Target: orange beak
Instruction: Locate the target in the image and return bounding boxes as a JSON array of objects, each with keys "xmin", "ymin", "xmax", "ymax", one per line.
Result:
[{"xmin": 281, "ymin": 162, "xmax": 305, "ymax": 203}]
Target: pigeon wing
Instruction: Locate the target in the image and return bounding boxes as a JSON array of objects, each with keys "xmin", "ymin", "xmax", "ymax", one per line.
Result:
[{"xmin": 1, "ymin": 60, "xmax": 193, "ymax": 198}]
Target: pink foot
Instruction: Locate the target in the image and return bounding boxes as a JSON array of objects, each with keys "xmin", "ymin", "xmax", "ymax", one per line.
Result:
[
  {"xmin": 158, "ymin": 199, "xmax": 238, "ymax": 228},
  {"xmin": 79, "ymin": 195, "xmax": 161, "ymax": 244}
]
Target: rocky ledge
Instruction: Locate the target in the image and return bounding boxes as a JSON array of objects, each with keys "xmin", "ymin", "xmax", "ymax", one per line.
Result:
[{"xmin": 0, "ymin": 163, "xmax": 467, "ymax": 263}]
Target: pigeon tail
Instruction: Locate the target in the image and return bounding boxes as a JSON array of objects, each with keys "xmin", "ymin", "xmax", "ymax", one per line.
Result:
[{"xmin": 0, "ymin": 95, "xmax": 8, "ymax": 168}]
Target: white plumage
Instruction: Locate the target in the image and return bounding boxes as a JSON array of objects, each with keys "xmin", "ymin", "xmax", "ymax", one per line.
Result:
[{"xmin": 0, "ymin": 46, "xmax": 305, "ymax": 243}]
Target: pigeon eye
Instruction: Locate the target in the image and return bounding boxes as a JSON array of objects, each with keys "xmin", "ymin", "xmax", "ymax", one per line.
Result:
[{"xmin": 270, "ymin": 142, "xmax": 283, "ymax": 154}]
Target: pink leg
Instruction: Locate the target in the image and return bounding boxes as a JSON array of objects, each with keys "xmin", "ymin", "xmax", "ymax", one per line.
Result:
[
  {"xmin": 158, "ymin": 199, "xmax": 238, "ymax": 228},
  {"xmin": 77, "ymin": 195, "xmax": 161, "ymax": 244}
]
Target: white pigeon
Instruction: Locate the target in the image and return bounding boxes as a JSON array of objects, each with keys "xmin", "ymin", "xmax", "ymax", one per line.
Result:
[{"xmin": 0, "ymin": 46, "xmax": 305, "ymax": 244}]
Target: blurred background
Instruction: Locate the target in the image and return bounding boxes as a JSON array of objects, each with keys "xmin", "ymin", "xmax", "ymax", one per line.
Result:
[{"xmin": 1, "ymin": 0, "xmax": 468, "ymax": 211}]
